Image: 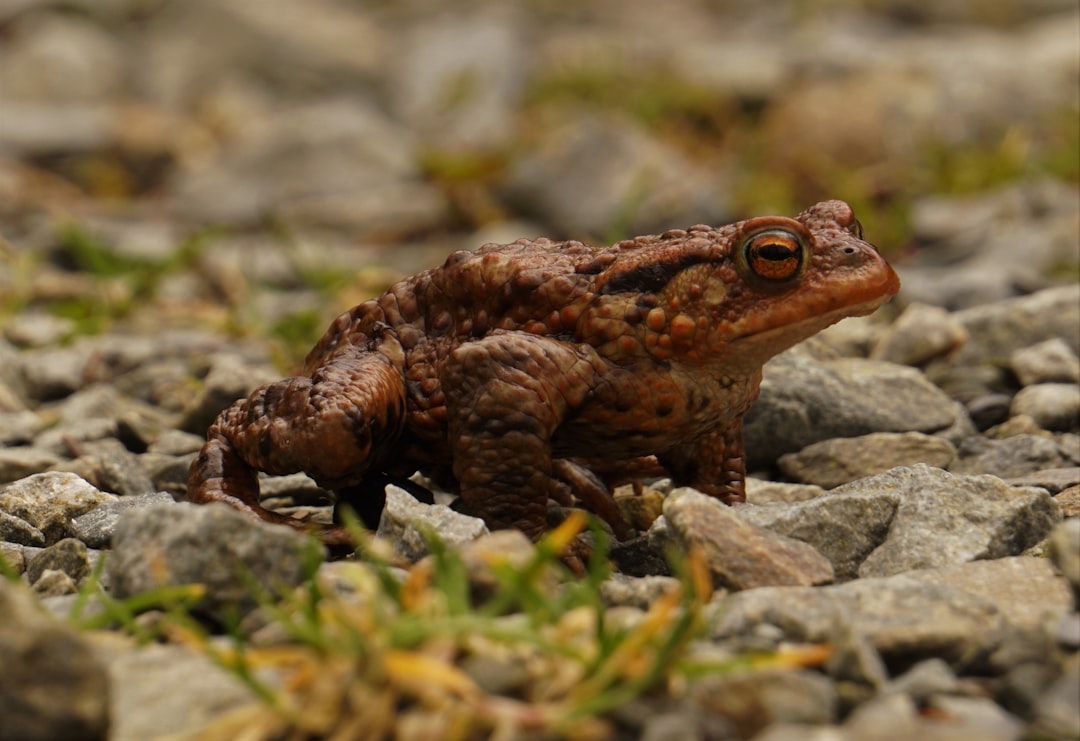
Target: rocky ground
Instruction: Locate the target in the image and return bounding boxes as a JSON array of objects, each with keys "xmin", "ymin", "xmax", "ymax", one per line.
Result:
[{"xmin": 1, "ymin": 0, "xmax": 1078, "ymax": 740}]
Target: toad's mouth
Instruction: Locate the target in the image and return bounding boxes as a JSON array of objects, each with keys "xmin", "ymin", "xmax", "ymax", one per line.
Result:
[{"xmin": 729, "ymin": 283, "xmax": 898, "ymax": 354}]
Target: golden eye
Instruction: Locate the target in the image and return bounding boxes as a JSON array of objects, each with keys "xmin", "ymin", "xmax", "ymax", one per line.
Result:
[
  {"xmin": 848, "ymin": 219, "xmax": 864, "ymax": 239},
  {"xmin": 743, "ymin": 230, "xmax": 804, "ymax": 282}
]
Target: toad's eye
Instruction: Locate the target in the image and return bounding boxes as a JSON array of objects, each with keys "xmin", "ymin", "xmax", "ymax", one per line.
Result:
[
  {"xmin": 848, "ymin": 219, "xmax": 864, "ymax": 239},
  {"xmin": 743, "ymin": 230, "xmax": 804, "ymax": 282}
]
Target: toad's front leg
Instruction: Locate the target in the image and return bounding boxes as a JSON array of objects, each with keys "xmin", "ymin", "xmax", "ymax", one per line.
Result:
[
  {"xmin": 187, "ymin": 345, "xmax": 406, "ymax": 543},
  {"xmin": 660, "ymin": 416, "xmax": 748, "ymax": 505},
  {"xmin": 439, "ymin": 332, "xmax": 601, "ymax": 544}
]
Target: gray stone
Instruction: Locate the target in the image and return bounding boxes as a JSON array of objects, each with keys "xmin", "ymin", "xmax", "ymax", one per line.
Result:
[
  {"xmin": 71, "ymin": 491, "xmax": 176, "ymax": 548},
  {"xmin": 851, "ymin": 465, "xmax": 1061, "ymax": 578},
  {"xmin": 0, "ymin": 580, "xmax": 109, "ymax": 741},
  {"xmin": 16, "ymin": 344, "xmax": 89, "ymax": 401},
  {"xmin": 100, "ymin": 640, "xmax": 262, "ymax": 741},
  {"xmin": 31, "ymin": 568, "xmax": 78, "ymax": 597},
  {"xmin": 60, "ymin": 439, "xmax": 156, "ymax": 498},
  {"xmin": 1046, "ymin": 518, "xmax": 1080, "ymax": 593},
  {"xmin": 1029, "ymin": 657, "xmax": 1080, "ymax": 741},
  {"xmin": 0, "ymin": 101, "xmax": 115, "ymax": 157},
  {"xmin": 1006, "ymin": 466, "xmax": 1080, "ymax": 494},
  {"xmin": 870, "ymin": 302, "xmax": 968, "ymax": 367},
  {"xmin": 951, "ymin": 433, "xmax": 1079, "ymax": 478},
  {"xmin": 743, "ymin": 349, "xmax": 958, "ymax": 469},
  {"xmin": 966, "ymin": 393, "xmax": 1013, "ymax": 431},
  {"xmin": 925, "ymin": 696, "xmax": 1024, "ymax": 741},
  {"xmin": 825, "ymin": 618, "xmax": 889, "ymax": 691},
  {"xmin": 951, "ymin": 284, "xmax": 1080, "ymax": 367},
  {"xmin": 0, "ymin": 446, "xmax": 63, "ymax": 485},
  {"xmin": 778, "ymin": 432, "xmax": 956, "ymax": 488},
  {"xmin": 901, "ymin": 182, "xmax": 1080, "ymax": 311},
  {"xmin": 738, "ymin": 489, "xmax": 899, "ymax": 582},
  {"xmin": 0, "ymin": 472, "xmax": 116, "ymax": 544},
  {"xmin": 745, "ymin": 477, "xmax": 826, "ymax": 504},
  {"xmin": 502, "ymin": 113, "xmax": 730, "ymax": 238},
  {"xmin": 26, "ymin": 537, "xmax": 89, "ymax": 585},
  {"xmin": 0, "ymin": 410, "xmax": 43, "ymax": 445},
  {"xmin": 1010, "ymin": 337, "xmax": 1080, "ymax": 386},
  {"xmin": 664, "ymin": 487, "xmax": 834, "ymax": 590},
  {"xmin": 752, "ymin": 725, "xmax": 850, "ymax": 741},
  {"xmin": 0, "ymin": 339, "xmax": 29, "ymax": 409},
  {"xmin": 2, "ymin": 311, "xmax": 75, "ymax": 349},
  {"xmin": 909, "ymin": 557, "xmax": 1073, "ymax": 635},
  {"xmin": 147, "ymin": 429, "xmax": 206, "ymax": 456},
  {"xmin": 687, "ymin": 669, "xmax": 837, "ymax": 739},
  {"xmin": 600, "ymin": 573, "xmax": 681, "ymax": 610},
  {"xmin": 143, "ymin": 453, "xmax": 197, "ymax": 497},
  {"xmin": 172, "ymin": 98, "xmax": 446, "ymax": 235},
  {"xmin": 0, "ymin": 14, "xmax": 123, "ymax": 104},
  {"xmin": 135, "ymin": 0, "xmax": 387, "ymax": 109},
  {"xmin": 108, "ymin": 502, "xmax": 324, "ymax": 622},
  {"xmin": 389, "ymin": 11, "xmax": 524, "ymax": 151},
  {"xmin": 1010, "ymin": 383, "xmax": 1080, "ymax": 431},
  {"xmin": 712, "ymin": 557, "xmax": 1072, "ymax": 671},
  {"xmin": 885, "ymin": 658, "xmax": 959, "ymax": 701},
  {"xmin": 178, "ymin": 355, "xmax": 279, "ymax": 435},
  {"xmin": 0, "ymin": 509, "xmax": 44, "ymax": 546},
  {"xmin": 376, "ymin": 484, "xmax": 488, "ymax": 563}
]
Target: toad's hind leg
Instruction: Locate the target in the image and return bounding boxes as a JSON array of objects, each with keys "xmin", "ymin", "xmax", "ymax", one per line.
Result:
[
  {"xmin": 439, "ymin": 333, "xmax": 598, "ymax": 542},
  {"xmin": 187, "ymin": 347, "xmax": 406, "ymax": 542}
]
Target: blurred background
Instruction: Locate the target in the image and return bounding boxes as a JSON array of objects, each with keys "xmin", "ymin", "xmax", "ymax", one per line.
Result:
[{"xmin": 0, "ymin": 0, "xmax": 1076, "ymax": 368}]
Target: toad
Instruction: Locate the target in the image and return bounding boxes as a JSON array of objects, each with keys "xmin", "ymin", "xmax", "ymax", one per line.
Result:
[{"xmin": 188, "ymin": 201, "xmax": 899, "ymax": 556}]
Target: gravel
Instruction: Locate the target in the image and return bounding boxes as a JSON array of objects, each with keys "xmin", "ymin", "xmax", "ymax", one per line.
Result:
[{"xmin": 0, "ymin": 0, "xmax": 1077, "ymax": 739}]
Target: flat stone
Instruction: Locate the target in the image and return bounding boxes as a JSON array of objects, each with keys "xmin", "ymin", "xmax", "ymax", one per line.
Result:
[
  {"xmin": 852, "ymin": 465, "xmax": 1061, "ymax": 578},
  {"xmin": 778, "ymin": 432, "xmax": 957, "ymax": 488},
  {"xmin": 664, "ymin": 487, "xmax": 834, "ymax": 590},
  {"xmin": 108, "ymin": 502, "xmax": 324, "ymax": 623},
  {"xmin": 738, "ymin": 489, "xmax": 899, "ymax": 582},
  {"xmin": 711, "ymin": 557, "xmax": 1071, "ymax": 672},
  {"xmin": 743, "ymin": 349, "xmax": 958, "ymax": 469},
  {"xmin": 1005, "ymin": 466, "xmax": 1080, "ymax": 494},
  {"xmin": 951, "ymin": 433, "xmax": 1079, "ymax": 478},
  {"xmin": 907, "ymin": 556, "xmax": 1073, "ymax": 634}
]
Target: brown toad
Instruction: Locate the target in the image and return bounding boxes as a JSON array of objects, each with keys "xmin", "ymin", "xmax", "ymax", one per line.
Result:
[{"xmin": 188, "ymin": 201, "xmax": 899, "ymax": 554}]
